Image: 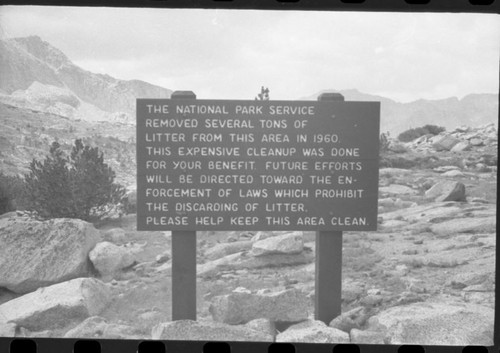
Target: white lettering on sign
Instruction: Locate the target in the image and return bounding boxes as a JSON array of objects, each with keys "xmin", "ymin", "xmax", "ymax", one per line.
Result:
[
  {"xmin": 137, "ymin": 99, "xmax": 379, "ymax": 231},
  {"xmin": 177, "ymin": 104, "xmax": 229, "ymax": 115},
  {"xmin": 247, "ymin": 147, "xmax": 297, "ymax": 157},
  {"xmin": 205, "ymin": 119, "xmax": 254, "ymax": 128},
  {"xmin": 261, "ymin": 134, "xmax": 290, "ymax": 143},
  {"xmin": 145, "ymin": 188, "xmax": 212, "ymax": 198},
  {"xmin": 259, "ymin": 119, "xmax": 287, "ymax": 128},
  {"xmin": 331, "ymin": 217, "xmax": 367, "ymax": 226},
  {"xmin": 235, "ymin": 105, "xmax": 263, "ymax": 114},
  {"xmin": 177, "ymin": 147, "xmax": 240, "ymax": 156},
  {"xmin": 147, "ymin": 105, "xmax": 169, "ymax": 114},
  {"xmin": 145, "ymin": 119, "xmax": 198, "ymax": 128},
  {"xmin": 269, "ymin": 105, "xmax": 315, "ymax": 115},
  {"xmin": 297, "ymin": 217, "xmax": 326, "ymax": 226},
  {"xmin": 146, "ymin": 216, "xmax": 188, "ymax": 225},
  {"xmin": 208, "ymin": 161, "xmax": 256, "ymax": 170}
]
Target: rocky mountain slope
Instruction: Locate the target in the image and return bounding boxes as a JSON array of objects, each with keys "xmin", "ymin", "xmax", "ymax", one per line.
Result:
[
  {"xmin": 0, "ymin": 103, "xmax": 136, "ymax": 187},
  {"xmin": 0, "ymin": 36, "xmax": 172, "ymax": 124},
  {"xmin": 302, "ymin": 89, "xmax": 498, "ymax": 136}
]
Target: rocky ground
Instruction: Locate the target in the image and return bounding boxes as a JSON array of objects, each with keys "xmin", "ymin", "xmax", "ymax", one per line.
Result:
[{"xmin": 0, "ymin": 123, "xmax": 497, "ymax": 345}]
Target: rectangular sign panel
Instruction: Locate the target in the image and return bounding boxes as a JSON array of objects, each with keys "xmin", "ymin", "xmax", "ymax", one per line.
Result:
[{"xmin": 137, "ymin": 99, "xmax": 380, "ymax": 231}]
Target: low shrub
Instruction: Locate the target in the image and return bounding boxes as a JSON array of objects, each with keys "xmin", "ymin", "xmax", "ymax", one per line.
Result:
[
  {"xmin": 24, "ymin": 139, "xmax": 126, "ymax": 221},
  {"xmin": 398, "ymin": 124, "xmax": 445, "ymax": 142}
]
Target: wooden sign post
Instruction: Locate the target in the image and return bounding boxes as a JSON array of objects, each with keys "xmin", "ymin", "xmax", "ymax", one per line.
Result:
[
  {"xmin": 136, "ymin": 91, "xmax": 380, "ymax": 324},
  {"xmin": 170, "ymin": 91, "xmax": 197, "ymax": 321},
  {"xmin": 315, "ymin": 92, "xmax": 345, "ymax": 324}
]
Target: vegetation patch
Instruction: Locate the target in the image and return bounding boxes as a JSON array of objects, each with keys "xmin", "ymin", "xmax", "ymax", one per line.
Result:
[
  {"xmin": 397, "ymin": 124, "xmax": 445, "ymax": 142},
  {"xmin": 0, "ymin": 139, "xmax": 126, "ymax": 222}
]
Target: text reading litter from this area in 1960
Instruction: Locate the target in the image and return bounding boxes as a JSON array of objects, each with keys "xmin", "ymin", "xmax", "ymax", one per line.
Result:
[{"xmin": 136, "ymin": 99, "xmax": 380, "ymax": 231}]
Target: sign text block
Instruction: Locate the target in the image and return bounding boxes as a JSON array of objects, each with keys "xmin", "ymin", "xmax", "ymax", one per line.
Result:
[{"xmin": 137, "ymin": 99, "xmax": 380, "ymax": 231}]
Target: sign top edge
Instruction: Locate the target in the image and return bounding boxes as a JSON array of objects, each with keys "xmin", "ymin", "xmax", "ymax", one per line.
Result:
[{"xmin": 136, "ymin": 98, "xmax": 382, "ymax": 104}]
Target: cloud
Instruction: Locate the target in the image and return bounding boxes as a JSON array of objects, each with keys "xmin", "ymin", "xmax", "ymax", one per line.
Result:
[{"xmin": 0, "ymin": 7, "xmax": 498, "ymax": 102}]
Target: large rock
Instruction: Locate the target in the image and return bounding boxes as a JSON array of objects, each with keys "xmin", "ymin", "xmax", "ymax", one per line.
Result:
[
  {"xmin": 425, "ymin": 181, "xmax": 466, "ymax": 202},
  {"xmin": 250, "ymin": 231, "xmax": 274, "ymax": 242},
  {"xmin": 209, "ymin": 288, "xmax": 309, "ymax": 324},
  {"xmin": 251, "ymin": 232, "xmax": 303, "ymax": 256},
  {"xmin": 64, "ymin": 316, "xmax": 145, "ymax": 339},
  {"xmin": 197, "ymin": 252, "xmax": 241, "ymax": 277},
  {"xmin": 89, "ymin": 241, "xmax": 136, "ymax": 280},
  {"xmin": 238, "ymin": 250, "xmax": 313, "ymax": 269},
  {"xmin": 430, "ymin": 216, "xmax": 496, "ymax": 236},
  {"xmin": 276, "ymin": 320, "xmax": 350, "ymax": 343},
  {"xmin": 379, "ymin": 219, "xmax": 408, "ymax": 231},
  {"xmin": 17, "ymin": 328, "xmax": 53, "ymax": 338},
  {"xmin": 367, "ymin": 302, "xmax": 494, "ymax": 345},
  {"xmin": 470, "ymin": 137, "xmax": 484, "ymax": 146},
  {"xmin": 198, "ymin": 249, "xmax": 314, "ymax": 278},
  {"xmin": 0, "ymin": 323, "xmax": 17, "ymax": 337},
  {"xmin": 329, "ymin": 307, "xmax": 368, "ymax": 333},
  {"xmin": 0, "ymin": 211, "xmax": 17, "ymax": 220},
  {"xmin": 451, "ymin": 140, "xmax": 471, "ymax": 152},
  {"xmin": 0, "ymin": 217, "xmax": 101, "ymax": 293},
  {"xmin": 350, "ymin": 329, "xmax": 385, "ymax": 344},
  {"xmin": 433, "ymin": 165, "xmax": 460, "ymax": 173},
  {"xmin": 205, "ymin": 240, "xmax": 253, "ymax": 261},
  {"xmin": 152, "ymin": 320, "xmax": 273, "ymax": 342},
  {"xmin": 0, "ymin": 278, "xmax": 111, "ymax": 331},
  {"xmin": 64, "ymin": 316, "xmax": 107, "ymax": 338},
  {"xmin": 441, "ymin": 170, "xmax": 464, "ymax": 177},
  {"xmin": 448, "ymin": 271, "xmax": 493, "ymax": 289},
  {"xmin": 432, "ymin": 135, "xmax": 460, "ymax": 151},
  {"xmin": 244, "ymin": 318, "xmax": 276, "ymax": 338},
  {"xmin": 102, "ymin": 228, "xmax": 126, "ymax": 243},
  {"xmin": 155, "ymin": 250, "xmax": 170, "ymax": 264}
]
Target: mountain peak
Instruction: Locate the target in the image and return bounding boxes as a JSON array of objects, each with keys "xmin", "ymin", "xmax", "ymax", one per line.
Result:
[
  {"xmin": 0, "ymin": 35, "xmax": 172, "ymax": 122},
  {"xmin": 9, "ymin": 35, "xmax": 71, "ymax": 70}
]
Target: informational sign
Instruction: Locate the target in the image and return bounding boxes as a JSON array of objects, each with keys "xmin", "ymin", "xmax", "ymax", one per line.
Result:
[{"xmin": 137, "ymin": 99, "xmax": 380, "ymax": 231}]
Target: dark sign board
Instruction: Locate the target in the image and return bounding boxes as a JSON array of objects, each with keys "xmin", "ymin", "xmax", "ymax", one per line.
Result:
[{"xmin": 137, "ymin": 99, "xmax": 380, "ymax": 231}]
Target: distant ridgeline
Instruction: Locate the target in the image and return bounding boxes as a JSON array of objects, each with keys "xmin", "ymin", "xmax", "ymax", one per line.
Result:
[{"xmin": 301, "ymin": 90, "xmax": 498, "ymax": 136}]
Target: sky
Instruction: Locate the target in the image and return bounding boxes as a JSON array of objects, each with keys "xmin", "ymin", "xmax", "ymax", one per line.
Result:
[{"xmin": 0, "ymin": 6, "xmax": 498, "ymax": 102}]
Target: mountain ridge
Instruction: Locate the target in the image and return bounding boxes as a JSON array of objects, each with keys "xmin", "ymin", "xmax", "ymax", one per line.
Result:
[
  {"xmin": 0, "ymin": 35, "xmax": 172, "ymax": 123},
  {"xmin": 0, "ymin": 35, "xmax": 497, "ymax": 134},
  {"xmin": 302, "ymin": 89, "xmax": 498, "ymax": 135}
]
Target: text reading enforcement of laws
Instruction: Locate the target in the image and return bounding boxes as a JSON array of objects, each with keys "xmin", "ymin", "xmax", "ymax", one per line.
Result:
[{"xmin": 136, "ymin": 99, "xmax": 380, "ymax": 231}]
